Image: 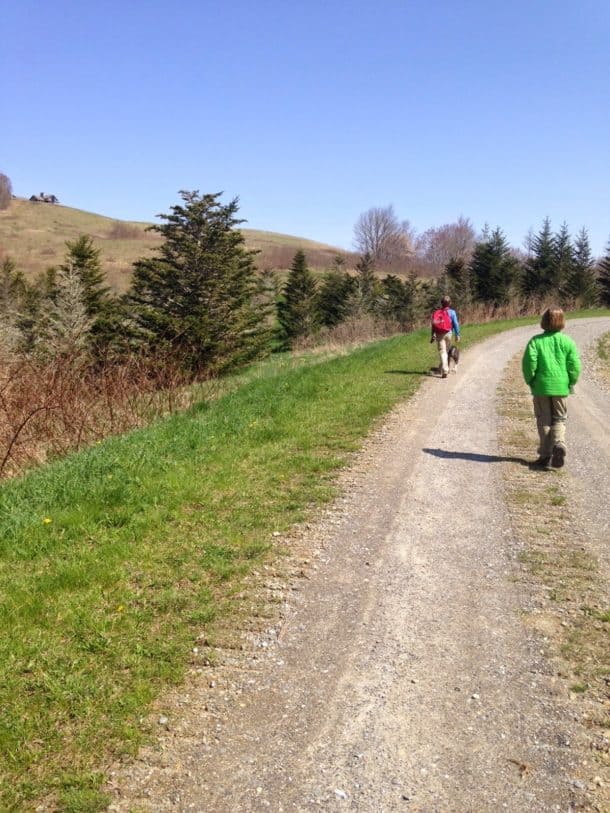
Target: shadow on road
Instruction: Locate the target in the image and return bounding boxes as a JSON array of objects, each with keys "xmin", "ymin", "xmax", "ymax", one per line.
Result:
[
  {"xmin": 385, "ymin": 369, "xmax": 430, "ymax": 376},
  {"xmin": 423, "ymin": 448, "xmax": 531, "ymax": 466}
]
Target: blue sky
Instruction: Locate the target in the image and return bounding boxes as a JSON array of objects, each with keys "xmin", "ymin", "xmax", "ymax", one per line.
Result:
[{"xmin": 3, "ymin": 0, "xmax": 609, "ymax": 255}]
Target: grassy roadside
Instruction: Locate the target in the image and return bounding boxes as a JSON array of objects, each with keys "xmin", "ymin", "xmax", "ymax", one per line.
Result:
[
  {"xmin": 0, "ymin": 312, "xmax": 606, "ymax": 811},
  {"xmin": 496, "ymin": 349, "xmax": 610, "ymax": 810},
  {"xmin": 595, "ymin": 331, "xmax": 610, "ymax": 386}
]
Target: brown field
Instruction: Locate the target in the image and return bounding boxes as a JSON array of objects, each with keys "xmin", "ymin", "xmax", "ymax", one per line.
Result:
[{"xmin": 0, "ymin": 198, "xmax": 355, "ymax": 292}]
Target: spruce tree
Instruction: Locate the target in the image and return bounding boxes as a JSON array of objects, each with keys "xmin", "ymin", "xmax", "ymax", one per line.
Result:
[
  {"xmin": 355, "ymin": 253, "xmax": 376, "ymax": 308},
  {"xmin": 39, "ymin": 265, "xmax": 92, "ymax": 356},
  {"xmin": 470, "ymin": 228, "xmax": 520, "ymax": 305},
  {"xmin": 277, "ymin": 250, "xmax": 319, "ymax": 348},
  {"xmin": 59, "ymin": 236, "xmax": 109, "ymax": 316},
  {"xmin": 553, "ymin": 222, "xmax": 574, "ymax": 302},
  {"xmin": 598, "ymin": 240, "xmax": 610, "ymax": 307},
  {"xmin": 317, "ymin": 269, "xmax": 356, "ymax": 328},
  {"xmin": 444, "ymin": 256, "xmax": 472, "ymax": 307},
  {"xmin": 128, "ymin": 190, "xmax": 272, "ymax": 373},
  {"xmin": 0, "ymin": 258, "xmax": 26, "ymax": 353},
  {"xmin": 58, "ymin": 235, "xmax": 124, "ymax": 354},
  {"xmin": 522, "ymin": 217, "xmax": 556, "ymax": 300},
  {"xmin": 379, "ymin": 274, "xmax": 414, "ymax": 329},
  {"xmin": 563, "ymin": 228, "xmax": 598, "ymax": 307}
]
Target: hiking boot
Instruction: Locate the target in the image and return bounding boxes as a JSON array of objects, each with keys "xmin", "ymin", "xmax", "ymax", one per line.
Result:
[
  {"xmin": 441, "ymin": 371, "xmax": 448, "ymax": 378},
  {"xmin": 530, "ymin": 456, "xmax": 551, "ymax": 470},
  {"xmin": 551, "ymin": 444, "xmax": 566, "ymax": 468}
]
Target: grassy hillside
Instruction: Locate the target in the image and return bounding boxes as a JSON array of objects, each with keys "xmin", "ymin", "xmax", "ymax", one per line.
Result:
[{"xmin": 0, "ymin": 198, "xmax": 352, "ymax": 292}]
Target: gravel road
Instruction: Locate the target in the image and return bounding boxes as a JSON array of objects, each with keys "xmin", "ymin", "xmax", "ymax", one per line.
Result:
[{"xmin": 108, "ymin": 318, "xmax": 610, "ymax": 813}]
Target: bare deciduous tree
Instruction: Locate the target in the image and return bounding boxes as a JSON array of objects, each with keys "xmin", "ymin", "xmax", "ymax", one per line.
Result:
[
  {"xmin": 353, "ymin": 205, "xmax": 414, "ymax": 267},
  {"xmin": 0, "ymin": 173, "xmax": 13, "ymax": 210},
  {"xmin": 415, "ymin": 216, "xmax": 476, "ymax": 274}
]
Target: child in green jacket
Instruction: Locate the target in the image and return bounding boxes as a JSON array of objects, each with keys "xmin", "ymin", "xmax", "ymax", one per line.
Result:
[{"xmin": 521, "ymin": 306, "xmax": 581, "ymax": 469}]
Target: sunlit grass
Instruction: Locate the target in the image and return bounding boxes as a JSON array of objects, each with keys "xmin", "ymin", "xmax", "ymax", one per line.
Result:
[{"xmin": 0, "ymin": 313, "xmax": 606, "ymax": 810}]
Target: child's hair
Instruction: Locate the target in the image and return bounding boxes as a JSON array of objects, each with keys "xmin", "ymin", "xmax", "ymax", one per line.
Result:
[
  {"xmin": 541, "ymin": 306, "xmax": 565, "ymax": 331},
  {"xmin": 441, "ymin": 295, "xmax": 452, "ymax": 308}
]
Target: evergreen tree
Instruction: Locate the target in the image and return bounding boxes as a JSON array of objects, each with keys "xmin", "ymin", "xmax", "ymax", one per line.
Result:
[
  {"xmin": 317, "ymin": 269, "xmax": 356, "ymax": 328},
  {"xmin": 415, "ymin": 277, "xmax": 442, "ymax": 322},
  {"xmin": 553, "ymin": 222, "xmax": 574, "ymax": 302},
  {"xmin": 598, "ymin": 240, "xmax": 610, "ymax": 307},
  {"xmin": 522, "ymin": 217, "xmax": 556, "ymax": 300},
  {"xmin": 340, "ymin": 252, "xmax": 381, "ymax": 320},
  {"xmin": 355, "ymin": 253, "xmax": 376, "ymax": 309},
  {"xmin": 128, "ymin": 190, "xmax": 272, "ymax": 373},
  {"xmin": 58, "ymin": 235, "xmax": 122, "ymax": 354},
  {"xmin": 0, "ymin": 258, "xmax": 26, "ymax": 353},
  {"xmin": 59, "ymin": 236, "xmax": 110, "ymax": 316},
  {"xmin": 277, "ymin": 250, "xmax": 319, "ymax": 348},
  {"xmin": 38, "ymin": 265, "xmax": 92, "ymax": 356},
  {"xmin": 379, "ymin": 274, "xmax": 414, "ymax": 329},
  {"xmin": 563, "ymin": 228, "xmax": 598, "ymax": 307},
  {"xmin": 470, "ymin": 228, "xmax": 520, "ymax": 305},
  {"xmin": 444, "ymin": 256, "xmax": 472, "ymax": 307}
]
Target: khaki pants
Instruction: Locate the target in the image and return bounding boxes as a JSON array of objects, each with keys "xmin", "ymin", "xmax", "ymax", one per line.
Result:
[
  {"xmin": 533, "ymin": 395, "xmax": 567, "ymax": 457},
  {"xmin": 436, "ymin": 332, "xmax": 452, "ymax": 374}
]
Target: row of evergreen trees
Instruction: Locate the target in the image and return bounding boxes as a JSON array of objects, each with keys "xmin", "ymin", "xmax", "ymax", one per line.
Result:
[
  {"xmin": 1, "ymin": 192, "xmax": 609, "ymax": 376},
  {"xmin": 451, "ymin": 220, "xmax": 609, "ymax": 310}
]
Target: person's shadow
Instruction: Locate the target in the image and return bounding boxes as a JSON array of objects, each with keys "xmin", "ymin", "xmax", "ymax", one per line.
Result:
[
  {"xmin": 423, "ymin": 448, "xmax": 530, "ymax": 466},
  {"xmin": 385, "ymin": 369, "xmax": 430, "ymax": 376}
]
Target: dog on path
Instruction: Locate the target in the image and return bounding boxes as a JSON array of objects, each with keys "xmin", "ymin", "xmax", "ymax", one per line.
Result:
[{"xmin": 430, "ymin": 343, "xmax": 460, "ymax": 376}]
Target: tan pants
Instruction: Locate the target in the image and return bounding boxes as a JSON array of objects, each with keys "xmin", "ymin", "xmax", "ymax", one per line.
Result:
[
  {"xmin": 436, "ymin": 332, "xmax": 452, "ymax": 374},
  {"xmin": 533, "ymin": 396, "xmax": 567, "ymax": 457}
]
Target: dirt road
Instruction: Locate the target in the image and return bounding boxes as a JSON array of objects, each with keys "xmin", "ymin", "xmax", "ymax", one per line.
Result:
[{"xmin": 109, "ymin": 318, "xmax": 610, "ymax": 813}]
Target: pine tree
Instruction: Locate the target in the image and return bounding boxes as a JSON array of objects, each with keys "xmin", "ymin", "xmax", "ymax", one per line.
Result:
[
  {"xmin": 379, "ymin": 274, "xmax": 414, "ymax": 329},
  {"xmin": 60, "ymin": 236, "xmax": 110, "ymax": 316},
  {"xmin": 39, "ymin": 265, "xmax": 93, "ymax": 356},
  {"xmin": 553, "ymin": 222, "xmax": 574, "ymax": 302},
  {"xmin": 128, "ymin": 190, "xmax": 272, "ymax": 373},
  {"xmin": 317, "ymin": 269, "xmax": 356, "ymax": 328},
  {"xmin": 339, "ymin": 252, "xmax": 380, "ymax": 320},
  {"xmin": 0, "ymin": 258, "xmax": 26, "ymax": 354},
  {"xmin": 522, "ymin": 218, "xmax": 556, "ymax": 300},
  {"xmin": 598, "ymin": 240, "xmax": 610, "ymax": 307},
  {"xmin": 444, "ymin": 256, "xmax": 472, "ymax": 307},
  {"xmin": 277, "ymin": 250, "xmax": 319, "ymax": 348},
  {"xmin": 355, "ymin": 253, "xmax": 376, "ymax": 306},
  {"xmin": 58, "ymin": 235, "xmax": 121, "ymax": 354},
  {"xmin": 470, "ymin": 228, "xmax": 520, "ymax": 305},
  {"xmin": 563, "ymin": 228, "xmax": 598, "ymax": 307}
]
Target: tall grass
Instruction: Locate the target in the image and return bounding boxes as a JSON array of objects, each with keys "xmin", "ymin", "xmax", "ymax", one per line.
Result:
[{"xmin": 0, "ymin": 312, "xmax": 607, "ymax": 810}]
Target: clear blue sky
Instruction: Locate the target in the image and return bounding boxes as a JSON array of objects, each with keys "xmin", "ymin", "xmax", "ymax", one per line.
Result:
[{"xmin": 3, "ymin": 0, "xmax": 609, "ymax": 255}]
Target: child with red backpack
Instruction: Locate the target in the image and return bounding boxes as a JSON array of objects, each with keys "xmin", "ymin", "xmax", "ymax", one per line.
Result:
[{"xmin": 430, "ymin": 295, "xmax": 460, "ymax": 378}]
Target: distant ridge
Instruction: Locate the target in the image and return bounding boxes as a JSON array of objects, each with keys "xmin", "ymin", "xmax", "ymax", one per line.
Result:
[{"xmin": 0, "ymin": 198, "xmax": 353, "ymax": 292}]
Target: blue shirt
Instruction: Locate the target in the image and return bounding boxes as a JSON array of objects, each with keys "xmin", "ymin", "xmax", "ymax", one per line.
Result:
[{"xmin": 448, "ymin": 308, "xmax": 460, "ymax": 338}]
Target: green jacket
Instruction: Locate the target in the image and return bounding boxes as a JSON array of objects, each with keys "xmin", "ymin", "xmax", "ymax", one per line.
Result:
[{"xmin": 521, "ymin": 330, "xmax": 581, "ymax": 396}]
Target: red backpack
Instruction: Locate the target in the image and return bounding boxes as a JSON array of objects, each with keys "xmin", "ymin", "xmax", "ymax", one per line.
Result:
[{"xmin": 431, "ymin": 307, "xmax": 452, "ymax": 334}]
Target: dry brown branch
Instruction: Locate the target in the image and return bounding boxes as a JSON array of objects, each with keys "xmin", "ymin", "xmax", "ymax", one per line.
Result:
[{"xmin": 0, "ymin": 350, "xmax": 193, "ymax": 479}]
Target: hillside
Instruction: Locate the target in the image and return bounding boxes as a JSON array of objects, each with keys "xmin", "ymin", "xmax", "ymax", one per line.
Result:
[{"xmin": 0, "ymin": 198, "xmax": 353, "ymax": 292}]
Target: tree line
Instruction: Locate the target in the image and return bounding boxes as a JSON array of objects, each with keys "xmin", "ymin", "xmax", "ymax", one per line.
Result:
[{"xmin": 1, "ymin": 190, "xmax": 610, "ymax": 380}]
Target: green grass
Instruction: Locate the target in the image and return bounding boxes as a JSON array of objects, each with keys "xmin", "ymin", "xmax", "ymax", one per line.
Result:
[{"xmin": 0, "ymin": 312, "xmax": 607, "ymax": 810}]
